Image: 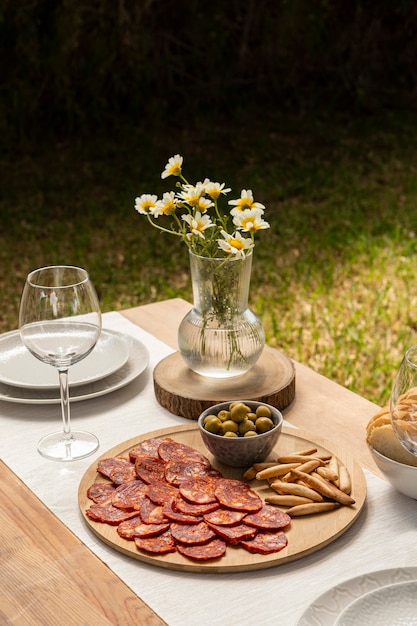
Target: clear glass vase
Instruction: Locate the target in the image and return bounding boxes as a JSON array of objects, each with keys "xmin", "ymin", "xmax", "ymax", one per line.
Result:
[{"xmin": 178, "ymin": 250, "xmax": 265, "ymax": 378}]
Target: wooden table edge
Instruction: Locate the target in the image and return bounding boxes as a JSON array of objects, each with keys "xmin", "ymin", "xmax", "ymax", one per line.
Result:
[{"xmin": 0, "ymin": 459, "xmax": 167, "ymax": 625}]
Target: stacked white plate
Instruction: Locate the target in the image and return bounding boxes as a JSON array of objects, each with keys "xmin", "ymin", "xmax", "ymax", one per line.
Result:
[
  {"xmin": 0, "ymin": 329, "xmax": 149, "ymax": 404},
  {"xmin": 298, "ymin": 568, "xmax": 417, "ymax": 626}
]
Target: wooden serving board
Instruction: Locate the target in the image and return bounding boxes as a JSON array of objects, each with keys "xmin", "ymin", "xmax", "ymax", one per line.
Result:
[
  {"xmin": 153, "ymin": 347, "xmax": 296, "ymax": 419},
  {"xmin": 78, "ymin": 425, "xmax": 366, "ymax": 574}
]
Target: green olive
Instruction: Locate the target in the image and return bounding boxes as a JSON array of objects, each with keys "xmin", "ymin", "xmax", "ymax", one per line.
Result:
[
  {"xmin": 230, "ymin": 402, "xmax": 250, "ymax": 423},
  {"xmin": 246, "ymin": 412, "xmax": 257, "ymax": 423},
  {"xmin": 223, "ymin": 431, "xmax": 239, "ymax": 437},
  {"xmin": 243, "ymin": 430, "xmax": 258, "ymax": 437},
  {"xmin": 256, "ymin": 405, "xmax": 272, "ymax": 418},
  {"xmin": 204, "ymin": 414, "xmax": 219, "ymax": 426},
  {"xmin": 204, "ymin": 416, "xmax": 222, "ymax": 434},
  {"xmin": 239, "ymin": 419, "xmax": 256, "ymax": 435},
  {"xmin": 221, "ymin": 419, "xmax": 239, "ymax": 434},
  {"xmin": 217, "ymin": 410, "xmax": 231, "ymax": 422},
  {"xmin": 255, "ymin": 416, "xmax": 274, "ymax": 433}
]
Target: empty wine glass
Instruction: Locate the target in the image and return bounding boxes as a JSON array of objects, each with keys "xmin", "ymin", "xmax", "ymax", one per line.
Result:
[
  {"xmin": 19, "ymin": 265, "xmax": 102, "ymax": 461},
  {"xmin": 390, "ymin": 345, "xmax": 417, "ymax": 457}
]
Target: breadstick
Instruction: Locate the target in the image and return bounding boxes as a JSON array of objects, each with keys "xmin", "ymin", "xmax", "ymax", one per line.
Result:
[
  {"xmin": 252, "ymin": 462, "xmax": 280, "ymax": 470},
  {"xmin": 327, "ymin": 455, "xmax": 340, "ymax": 485},
  {"xmin": 265, "ymin": 494, "xmax": 315, "ymax": 506},
  {"xmin": 316, "ymin": 466, "xmax": 339, "ymax": 483},
  {"xmin": 291, "ymin": 447, "xmax": 318, "ymax": 456},
  {"xmin": 285, "ymin": 502, "xmax": 341, "ymax": 516},
  {"xmin": 270, "ymin": 480, "xmax": 324, "ymax": 502},
  {"xmin": 242, "ymin": 467, "xmax": 258, "ymax": 480},
  {"xmin": 243, "ymin": 461, "xmax": 281, "ymax": 480},
  {"xmin": 338, "ymin": 464, "xmax": 352, "ymax": 494},
  {"xmin": 296, "ymin": 459, "xmax": 323, "ymax": 474},
  {"xmin": 255, "ymin": 462, "xmax": 301, "ymax": 480},
  {"xmin": 277, "ymin": 455, "xmax": 323, "ymax": 463},
  {"xmin": 290, "ymin": 469, "xmax": 355, "ymax": 505}
]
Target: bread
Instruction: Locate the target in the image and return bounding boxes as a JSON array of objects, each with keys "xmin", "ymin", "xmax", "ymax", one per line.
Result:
[
  {"xmin": 366, "ymin": 403, "xmax": 417, "ymax": 467},
  {"xmin": 367, "ymin": 423, "xmax": 417, "ymax": 467}
]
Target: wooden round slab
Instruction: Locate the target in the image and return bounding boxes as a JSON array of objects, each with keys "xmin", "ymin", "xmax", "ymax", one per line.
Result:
[{"xmin": 153, "ymin": 346, "xmax": 295, "ymax": 420}]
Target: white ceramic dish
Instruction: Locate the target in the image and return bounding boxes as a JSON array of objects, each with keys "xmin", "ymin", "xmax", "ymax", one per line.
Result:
[
  {"xmin": 369, "ymin": 444, "xmax": 417, "ymax": 500},
  {"xmin": 297, "ymin": 567, "xmax": 417, "ymax": 626},
  {"xmin": 335, "ymin": 580, "xmax": 417, "ymax": 625},
  {"xmin": 0, "ymin": 329, "xmax": 129, "ymax": 389},
  {"xmin": 0, "ymin": 331, "xmax": 149, "ymax": 404}
]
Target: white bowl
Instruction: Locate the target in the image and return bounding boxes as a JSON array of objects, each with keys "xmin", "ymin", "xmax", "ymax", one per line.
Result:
[
  {"xmin": 369, "ymin": 444, "xmax": 417, "ymax": 499},
  {"xmin": 198, "ymin": 400, "xmax": 283, "ymax": 468}
]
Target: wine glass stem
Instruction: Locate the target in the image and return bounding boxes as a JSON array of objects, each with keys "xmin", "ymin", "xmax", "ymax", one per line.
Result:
[{"xmin": 58, "ymin": 369, "xmax": 72, "ymax": 441}]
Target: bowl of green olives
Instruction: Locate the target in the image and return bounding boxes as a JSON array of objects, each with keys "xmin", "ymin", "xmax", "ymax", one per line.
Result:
[{"xmin": 198, "ymin": 400, "xmax": 283, "ymax": 468}]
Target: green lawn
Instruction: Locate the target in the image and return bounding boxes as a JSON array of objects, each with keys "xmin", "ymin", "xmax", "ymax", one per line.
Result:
[{"xmin": 2, "ymin": 109, "xmax": 417, "ymax": 406}]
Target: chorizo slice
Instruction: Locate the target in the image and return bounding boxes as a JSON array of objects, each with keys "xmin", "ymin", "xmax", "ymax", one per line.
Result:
[
  {"xmin": 111, "ymin": 481, "xmax": 149, "ymax": 510},
  {"xmin": 203, "ymin": 508, "xmax": 247, "ymax": 526},
  {"xmin": 162, "ymin": 500, "xmax": 203, "ymax": 524},
  {"xmin": 135, "ymin": 456, "xmax": 166, "ymax": 484},
  {"xmin": 118, "ymin": 517, "xmax": 170, "ymax": 540},
  {"xmin": 240, "ymin": 530, "xmax": 288, "ymax": 555},
  {"xmin": 206, "ymin": 521, "xmax": 257, "ymax": 545},
  {"xmin": 158, "ymin": 439, "xmax": 211, "ymax": 467},
  {"xmin": 139, "ymin": 497, "xmax": 167, "ymax": 524},
  {"xmin": 170, "ymin": 521, "xmax": 216, "ymax": 545},
  {"xmin": 147, "ymin": 482, "xmax": 179, "ymax": 506},
  {"xmin": 129, "ymin": 438, "xmax": 162, "ymax": 462},
  {"xmin": 134, "ymin": 529, "xmax": 177, "ymax": 555},
  {"xmin": 179, "ymin": 476, "xmax": 219, "ymax": 504},
  {"xmin": 214, "ymin": 479, "xmax": 263, "ymax": 512},
  {"xmin": 97, "ymin": 456, "xmax": 136, "ymax": 484},
  {"xmin": 85, "ymin": 503, "xmax": 139, "ymax": 525},
  {"xmin": 165, "ymin": 459, "xmax": 221, "ymax": 486},
  {"xmin": 177, "ymin": 538, "xmax": 227, "ymax": 561},
  {"xmin": 242, "ymin": 505, "xmax": 291, "ymax": 531},
  {"xmin": 174, "ymin": 495, "xmax": 219, "ymax": 517},
  {"xmin": 87, "ymin": 482, "xmax": 116, "ymax": 504}
]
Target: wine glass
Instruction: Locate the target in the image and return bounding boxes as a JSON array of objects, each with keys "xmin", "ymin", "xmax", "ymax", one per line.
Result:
[
  {"xmin": 19, "ymin": 265, "xmax": 102, "ymax": 461},
  {"xmin": 390, "ymin": 345, "xmax": 417, "ymax": 457}
]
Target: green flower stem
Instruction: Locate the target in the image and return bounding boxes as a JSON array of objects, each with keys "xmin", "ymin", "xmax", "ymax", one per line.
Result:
[{"xmin": 146, "ymin": 213, "xmax": 183, "ymax": 238}]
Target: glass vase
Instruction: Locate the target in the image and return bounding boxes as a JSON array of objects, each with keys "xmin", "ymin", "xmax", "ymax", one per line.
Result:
[{"xmin": 178, "ymin": 250, "xmax": 265, "ymax": 378}]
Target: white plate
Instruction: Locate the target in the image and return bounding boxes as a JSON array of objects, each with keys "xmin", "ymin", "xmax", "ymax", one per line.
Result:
[
  {"xmin": 297, "ymin": 567, "xmax": 417, "ymax": 626},
  {"xmin": 335, "ymin": 580, "xmax": 417, "ymax": 626},
  {"xmin": 0, "ymin": 331, "xmax": 149, "ymax": 404},
  {"xmin": 0, "ymin": 329, "xmax": 130, "ymax": 389}
]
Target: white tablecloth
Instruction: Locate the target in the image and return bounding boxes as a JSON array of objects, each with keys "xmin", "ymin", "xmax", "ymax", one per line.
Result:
[{"xmin": 1, "ymin": 312, "xmax": 416, "ymax": 626}]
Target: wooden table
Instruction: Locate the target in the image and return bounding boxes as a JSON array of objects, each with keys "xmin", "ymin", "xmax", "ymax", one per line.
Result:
[{"xmin": 0, "ymin": 298, "xmax": 382, "ymax": 625}]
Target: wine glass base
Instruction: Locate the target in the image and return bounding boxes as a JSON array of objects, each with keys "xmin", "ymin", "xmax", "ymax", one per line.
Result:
[{"xmin": 37, "ymin": 431, "xmax": 99, "ymax": 461}]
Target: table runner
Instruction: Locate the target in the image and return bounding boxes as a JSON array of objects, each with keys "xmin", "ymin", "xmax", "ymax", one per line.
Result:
[{"xmin": 1, "ymin": 311, "xmax": 416, "ymax": 626}]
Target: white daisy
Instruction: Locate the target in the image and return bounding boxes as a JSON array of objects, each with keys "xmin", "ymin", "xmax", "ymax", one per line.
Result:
[
  {"xmin": 217, "ymin": 230, "xmax": 254, "ymax": 257},
  {"xmin": 233, "ymin": 208, "xmax": 270, "ymax": 233},
  {"xmin": 182, "ymin": 212, "xmax": 215, "ymax": 239},
  {"xmin": 228, "ymin": 189, "xmax": 265, "ymax": 212},
  {"xmin": 135, "ymin": 194, "xmax": 159, "ymax": 215},
  {"xmin": 205, "ymin": 181, "xmax": 232, "ymax": 200},
  {"xmin": 161, "ymin": 154, "xmax": 183, "ymax": 179},
  {"xmin": 153, "ymin": 191, "xmax": 177, "ymax": 216}
]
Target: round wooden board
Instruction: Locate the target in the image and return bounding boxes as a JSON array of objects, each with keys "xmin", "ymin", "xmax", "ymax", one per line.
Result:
[
  {"xmin": 153, "ymin": 347, "xmax": 296, "ymax": 419},
  {"xmin": 78, "ymin": 425, "xmax": 367, "ymax": 574}
]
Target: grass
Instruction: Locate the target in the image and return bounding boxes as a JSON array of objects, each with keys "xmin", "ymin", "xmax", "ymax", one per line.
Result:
[{"xmin": 2, "ymin": 108, "xmax": 417, "ymax": 407}]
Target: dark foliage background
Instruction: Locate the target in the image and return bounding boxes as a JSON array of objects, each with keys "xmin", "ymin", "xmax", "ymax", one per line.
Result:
[{"xmin": 1, "ymin": 0, "xmax": 417, "ymax": 144}]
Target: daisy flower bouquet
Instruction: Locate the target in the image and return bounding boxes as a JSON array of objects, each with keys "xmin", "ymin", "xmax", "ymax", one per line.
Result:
[
  {"xmin": 134, "ymin": 155, "xmax": 269, "ymax": 377},
  {"xmin": 134, "ymin": 154, "xmax": 269, "ymax": 258}
]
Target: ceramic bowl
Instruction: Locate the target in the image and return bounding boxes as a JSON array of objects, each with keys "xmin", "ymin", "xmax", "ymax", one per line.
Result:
[
  {"xmin": 198, "ymin": 400, "xmax": 283, "ymax": 468},
  {"xmin": 368, "ymin": 444, "xmax": 417, "ymax": 500}
]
